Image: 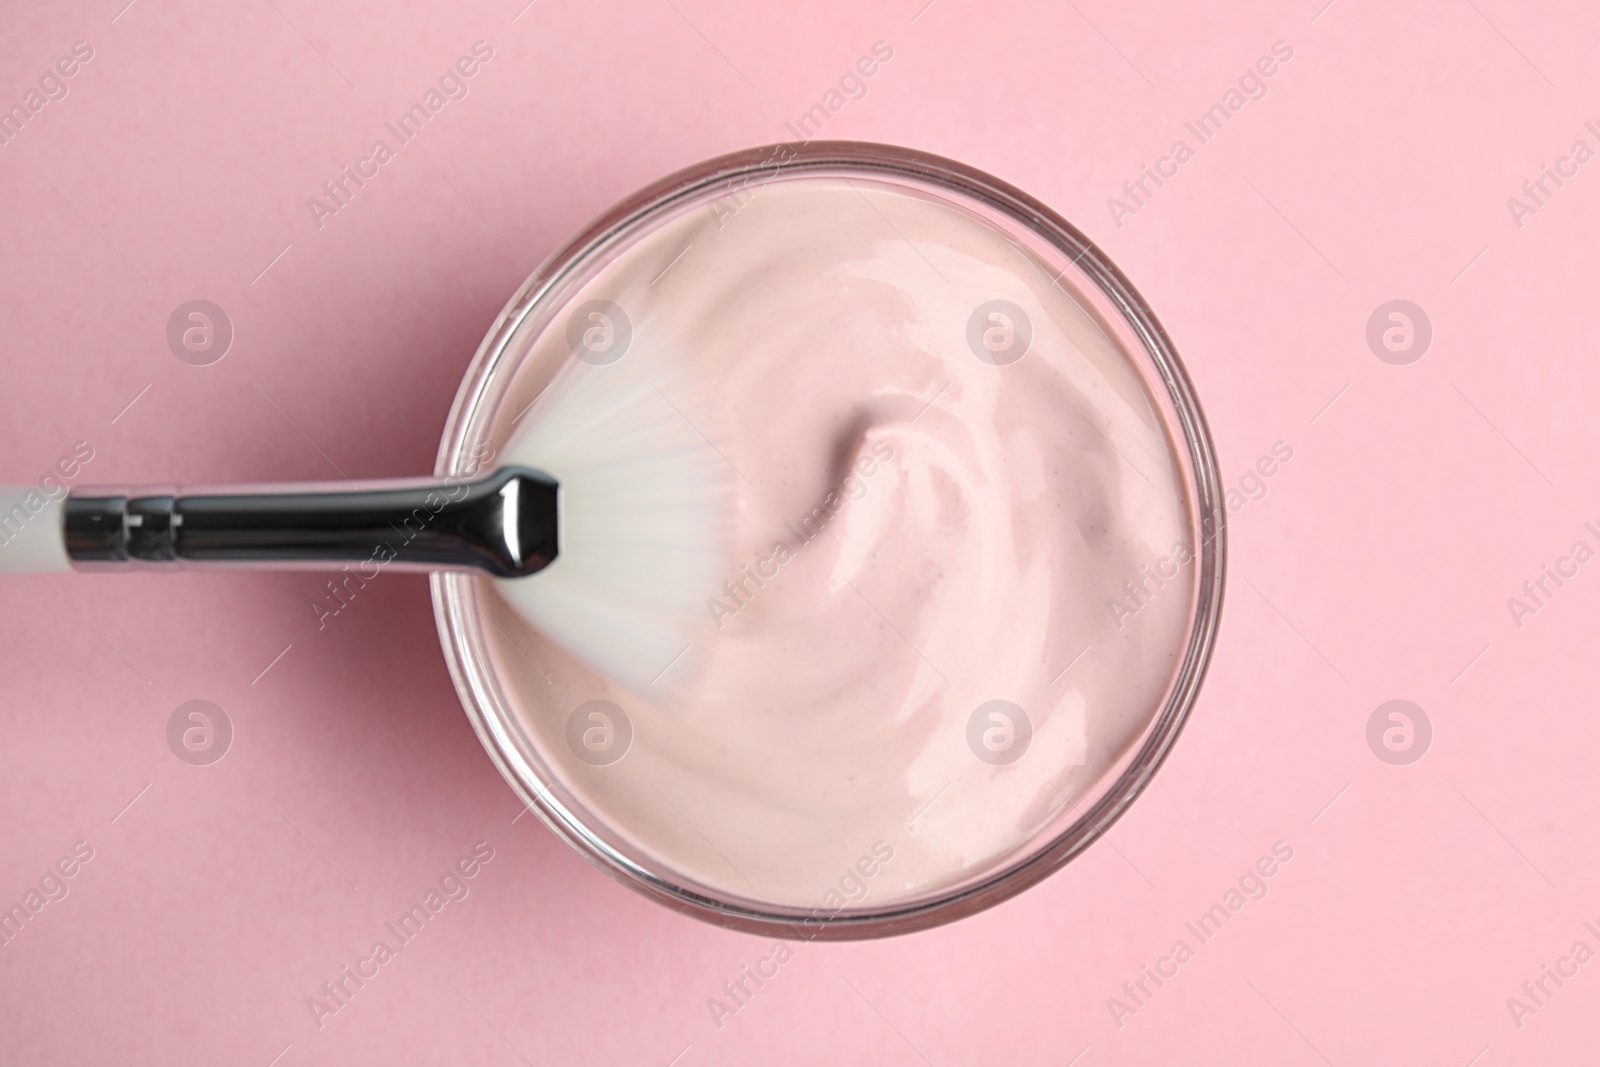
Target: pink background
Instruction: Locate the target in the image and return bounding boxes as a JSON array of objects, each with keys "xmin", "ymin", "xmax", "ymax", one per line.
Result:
[{"xmin": 2, "ymin": 0, "xmax": 1597, "ymax": 1063}]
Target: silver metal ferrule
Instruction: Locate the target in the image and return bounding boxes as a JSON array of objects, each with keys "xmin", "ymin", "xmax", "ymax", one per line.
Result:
[{"xmin": 62, "ymin": 467, "xmax": 558, "ymax": 577}]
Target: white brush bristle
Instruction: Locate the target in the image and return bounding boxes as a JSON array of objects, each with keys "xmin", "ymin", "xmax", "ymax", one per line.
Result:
[{"xmin": 493, "ymin": 355, "xmax": 732, "ymax": 695}]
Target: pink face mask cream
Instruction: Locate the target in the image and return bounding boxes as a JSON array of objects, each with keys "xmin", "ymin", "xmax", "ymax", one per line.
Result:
[{"xmin": 436, "ymin": 143, "xmax": 1224, "ymax": 937}]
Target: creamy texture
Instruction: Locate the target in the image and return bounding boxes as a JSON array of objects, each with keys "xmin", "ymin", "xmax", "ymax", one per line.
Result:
[{"xmin": 483, "ymin": 177, "xmax": 1196, "ymax": 910}]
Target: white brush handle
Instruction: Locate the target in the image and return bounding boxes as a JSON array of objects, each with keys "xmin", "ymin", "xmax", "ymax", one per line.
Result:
[{"xmin": 0, "ymin": 488, "xmax": 71, "ymax": 573}]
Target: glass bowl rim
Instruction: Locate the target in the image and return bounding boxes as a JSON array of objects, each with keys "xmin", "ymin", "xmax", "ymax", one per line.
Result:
[{"xmin": 429, "ymin": 140, "xmax": 1228, "ymax": 940}]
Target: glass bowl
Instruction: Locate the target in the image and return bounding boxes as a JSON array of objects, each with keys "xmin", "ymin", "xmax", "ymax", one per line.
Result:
[{"xmin": 430, "ymin": 141, "xmax": 1225, "ymax": 939}]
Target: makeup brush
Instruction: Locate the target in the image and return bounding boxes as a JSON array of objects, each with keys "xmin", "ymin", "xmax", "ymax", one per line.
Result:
[{"xmin": 0, "ymin": 363, "xmax": 733, "ymax": 694}]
